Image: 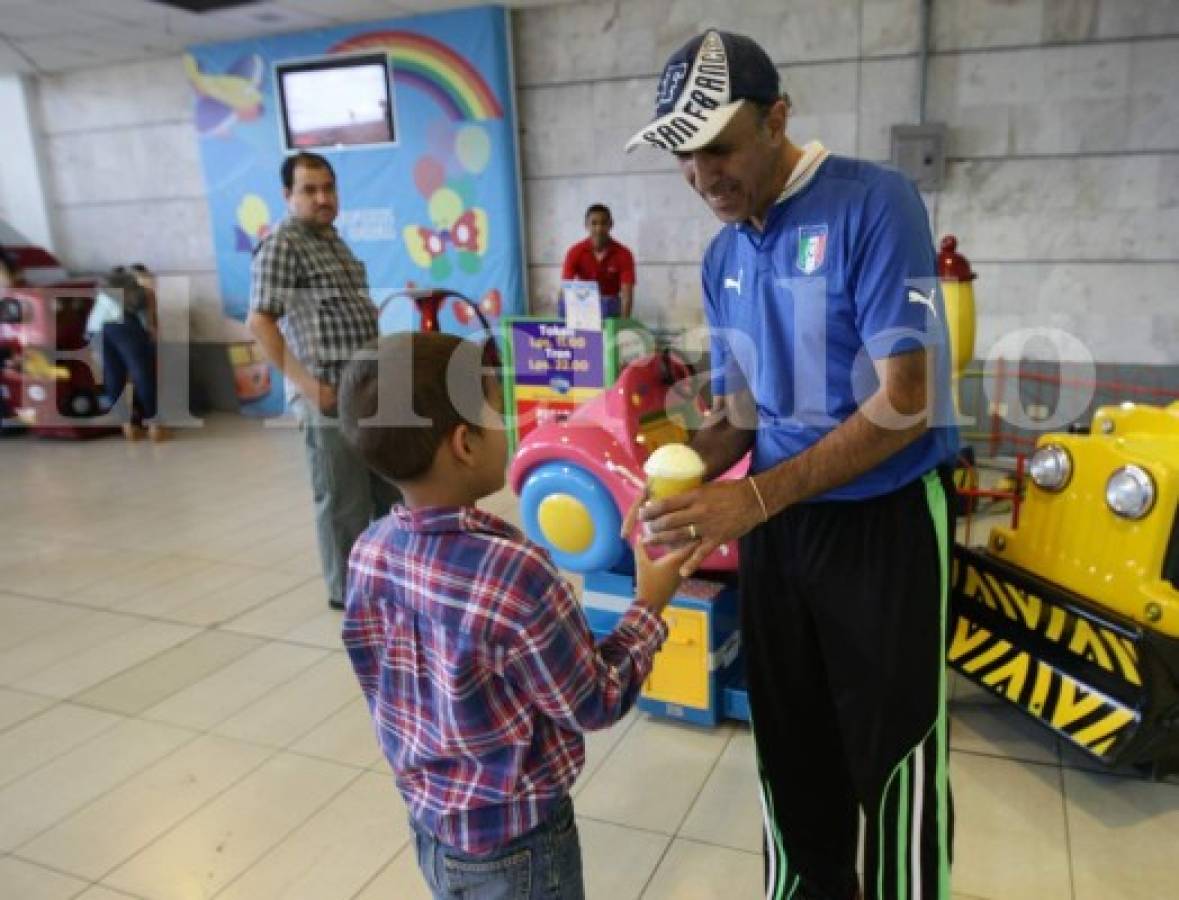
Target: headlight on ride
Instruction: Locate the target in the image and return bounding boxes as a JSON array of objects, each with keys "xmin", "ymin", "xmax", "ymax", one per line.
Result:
[
  {"xmin": 1029, "ymin": 444, "xmax": 1072, "ymax": 492},
  {"xmin": 1105, "ymin": 465, "xmax": 1155, "ymax": 520}
]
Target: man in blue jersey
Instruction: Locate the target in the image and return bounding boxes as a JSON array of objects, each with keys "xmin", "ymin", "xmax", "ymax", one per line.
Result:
[{"xmin": 633, "ymin": 30, "xmax": 959, "ymax": 900}]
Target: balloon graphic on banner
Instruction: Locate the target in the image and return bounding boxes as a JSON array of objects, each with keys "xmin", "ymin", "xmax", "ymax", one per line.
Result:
[
  {"xmin": 413, "ymin": 157, "xmax": 446, "ymax": 197},
  {"xmin": 403, "ymin": 121, "xmax": 492, "ymax": 281},
  {"xmin": 426, "ymin": 118, "xmax": 460, "ymax": 169},
  {"xmin": 234, "ymin": 193, "xmax": 271, "ymax": 252},
  {"xmin": 427, "ymin": 187, "xmax": 464, "ymax": 225},
  {"xmin": 455, "ymin": 125, "xmax": 491, "ymax": 174}
]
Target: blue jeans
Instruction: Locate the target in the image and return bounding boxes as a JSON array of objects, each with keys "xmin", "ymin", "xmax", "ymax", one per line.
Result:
[
  {"xmin": 295, "ymin": 401, "xmax": 401, "ymax": 604},
  {"xmin": 101, "ymin": 320, "xmax": 156, "ymax": 420},
  {"xmin": 411, "ymin": 796, "xmax": 585, "ymax": 900}
]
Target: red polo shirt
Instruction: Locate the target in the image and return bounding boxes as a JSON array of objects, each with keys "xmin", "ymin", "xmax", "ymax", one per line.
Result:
[{"xmin": 561, "ymin": 238, "xmax": 635, "ymax": 299}]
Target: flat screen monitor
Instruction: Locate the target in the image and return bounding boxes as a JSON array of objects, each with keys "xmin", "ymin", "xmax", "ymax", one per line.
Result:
[{"xmin": 276, "ymin": 53, "xmax": 395, "ymax": 151}]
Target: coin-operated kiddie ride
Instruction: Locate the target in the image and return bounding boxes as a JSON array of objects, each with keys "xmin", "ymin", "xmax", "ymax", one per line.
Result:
[
  {"xmin": 951, "ymin": 400, "xmax": 1179, "ymax": 776},
  {"xmin": 938, "ymin": 237, "xmax": 1179, "ymax": 776},
  {"xmin": 508, "ymin": 348, "xmax": 752, "ymax": 726},
  {"xmin": 0, "ymin": 283, "xmax": 114, "ymax": 438}
]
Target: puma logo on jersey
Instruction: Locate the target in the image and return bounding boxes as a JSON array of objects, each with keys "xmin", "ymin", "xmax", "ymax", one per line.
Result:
[
  {"xmin": 724, "ymin": 270, "xmax": 742, "ymax": 295},
  {"xmin": 907, "ymin": 287, "xmax": 937, "ymax": 316}
]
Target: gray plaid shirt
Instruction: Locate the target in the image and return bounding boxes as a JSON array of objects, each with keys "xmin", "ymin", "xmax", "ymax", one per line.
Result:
[{"xmin": 249, "ymin": 216, "xmax": 379, "ymax": 393}]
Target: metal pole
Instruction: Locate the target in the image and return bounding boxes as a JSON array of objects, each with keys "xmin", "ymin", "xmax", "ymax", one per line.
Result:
[{"xmin": 918, "ymin": 0, "xmax": 933, "ymax": 124}]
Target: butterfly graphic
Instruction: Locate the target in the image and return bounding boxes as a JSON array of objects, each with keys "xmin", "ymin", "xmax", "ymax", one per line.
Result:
[
  {"xmin": 403, "ymin": 204, "xmax": 488, "ymax": 280},
  {"xmin": 452, "ymin": 288, "xmax": 502, "ymax": 325}
]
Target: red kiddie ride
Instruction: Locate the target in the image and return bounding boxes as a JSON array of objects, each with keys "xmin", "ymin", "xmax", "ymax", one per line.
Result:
[{"xmin": 0, "ymin": 283, "xmax": 117, "ymax": 438}]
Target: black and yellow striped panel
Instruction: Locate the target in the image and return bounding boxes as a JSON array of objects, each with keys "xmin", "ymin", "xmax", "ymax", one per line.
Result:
[
  {"xmin": 948, "ymin": 614, "xmax": 1140, "ymax": 760},
  {"xmin": 953, "ymin": 558, "xmax": 1142, "ymax": 687}
]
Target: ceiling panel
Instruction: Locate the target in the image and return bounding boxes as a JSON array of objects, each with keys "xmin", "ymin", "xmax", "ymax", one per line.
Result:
[
  {"xmin": 390, "ymin": 0, "xmax": 579, "ymax": 10},
  {"xmin": 0, "ymin": 40, "xmax": 35, "ymax": 73},
  {"xmin": 0, "ymin": 3, "xmax": 127, "ymax": 39},
  {"xmin": 195, "ymin": 0, "xmax": 333, "ymax": 34},
  {"xmin": 0, "ymin": 0, "xmax": 588, "ymax": 73},
  {"xmin": 18, "ymin": 40, "xmax": 155, "ymax": 72},
  {"xmin": 276, "ymin": 0, "xmax": 412, "ymax": 21},
  {"xmin": 62, "ymin": 0, "xmax": 173, "ymax": 25}
]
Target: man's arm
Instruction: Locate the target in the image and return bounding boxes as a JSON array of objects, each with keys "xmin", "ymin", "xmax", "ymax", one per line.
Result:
[
  {"xmin": 248, "ymin": 234, "xmax": 337, "ymax": 414},
  {"xmin": 560, "ymin": 243, "xmax": 578, "ymax": 281},
  {"xmin": 142, "ymin": 285, "xmax": 159, "ymax": 340},
  {"xmin": 690, "ymin": 387, "xmax": 757, "ymax": 480},
  {"xmin": 644, "ymin": 347, "xmax": 931, "ymax": 574},
  {"xmin": 247, "ymin": 311, "xmax": 335, "ymax": 414},
  {"xmin": 619, "ymin": 247, "xmax": 637, "ymax": 319},
  {"xmin": 755, "ymin": 347, "xmax": 929, "ymax": 515},
  {"xmin": 555, "ymin": 245, "xmax": 578, "ymax": 307}
]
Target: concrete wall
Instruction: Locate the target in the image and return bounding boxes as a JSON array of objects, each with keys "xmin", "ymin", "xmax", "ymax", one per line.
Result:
[
  {"xmin": 17, "ymin": 0, "xmax": 1179, "ymax": 362},
  {"xmin": 516, "ymin": 0, "xmax": 1179, "ymax": 364},
  {"xmin": 31, "ymin": 57, "xmax": 225, "ymax": 341},
  {"xmin": 0, "ymin": 75, "xmax": 56, "ymax": 253}
]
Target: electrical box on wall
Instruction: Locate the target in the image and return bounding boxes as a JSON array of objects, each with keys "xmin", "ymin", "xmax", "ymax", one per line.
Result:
[{"xmin": 890, "ymin": 123, "xmax": 948, "ymax": 191}]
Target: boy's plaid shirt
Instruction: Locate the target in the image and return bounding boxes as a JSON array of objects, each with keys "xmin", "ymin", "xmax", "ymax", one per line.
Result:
[
  {"xmin": 249, "ymin": 216, "xmax": 378, "ymax": 389},
  {"xmin": 343, "ymin": 505, "xmax": 667, "ymax": 854}
]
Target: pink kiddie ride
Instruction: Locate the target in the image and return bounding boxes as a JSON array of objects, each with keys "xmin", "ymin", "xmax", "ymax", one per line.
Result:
[{"xmin": 509, "ymin": 350, "xmax": 748, "ymax": 574}]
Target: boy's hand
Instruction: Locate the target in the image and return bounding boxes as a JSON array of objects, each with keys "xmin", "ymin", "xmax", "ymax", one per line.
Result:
[{"xmin": 622, "ymin": 498, "xmax": 696, "ymax": 614}]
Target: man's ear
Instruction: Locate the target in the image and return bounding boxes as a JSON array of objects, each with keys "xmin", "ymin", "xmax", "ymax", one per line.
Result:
[
  {"xmin": 767, "ymin": 97, "xmax": 788, "ymax": 140},
  {"xmin": 282, "ymin": 187, "xmax": 292, "ymax": 202}
]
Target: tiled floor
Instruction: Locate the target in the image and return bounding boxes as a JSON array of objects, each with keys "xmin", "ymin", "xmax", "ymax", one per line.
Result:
[{"xmin": 1, "ymin": 414, "xmax": 1176, "ymax": 899}]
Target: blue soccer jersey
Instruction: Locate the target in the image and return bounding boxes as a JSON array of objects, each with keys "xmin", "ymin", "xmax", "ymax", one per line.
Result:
[{"xmin": 703, "ymin": 149, "xmax": 960, "ymax": 501}]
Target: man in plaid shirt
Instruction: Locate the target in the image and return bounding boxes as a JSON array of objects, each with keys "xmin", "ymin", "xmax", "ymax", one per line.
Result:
[
  {"xmin": 337, "ymin": 332, "xmax": 692, "ymax": 899},
  {"xmin": 248, "ymin": 152, "xmax": 399, "ymax": 611}
]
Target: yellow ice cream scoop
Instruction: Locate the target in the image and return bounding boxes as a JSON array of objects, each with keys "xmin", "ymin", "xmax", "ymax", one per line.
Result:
[{"xmin": 644, "ymin": 443, "xmax": 706, "ymax": 500}]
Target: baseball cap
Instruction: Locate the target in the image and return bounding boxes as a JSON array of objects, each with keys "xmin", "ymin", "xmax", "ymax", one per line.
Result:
[{"xmin": 625, "ymin": 29, "xmax": 780, "ymax": 154}]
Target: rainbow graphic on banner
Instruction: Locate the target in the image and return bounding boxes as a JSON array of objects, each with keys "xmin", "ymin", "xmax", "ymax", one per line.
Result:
[{"xmin": 331, "ymin": 30, "xmax": 503, "ymax": 121}]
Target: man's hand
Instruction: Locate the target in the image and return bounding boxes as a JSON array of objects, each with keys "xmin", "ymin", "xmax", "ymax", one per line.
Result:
[
  {"xmin": 622, "ymin": 499, "xmax": 696, "ymax": 614},
  {"xmin": 301, "ymin": 378, "xmax": 337, "ymax": 415},
  {"xmin": 639, "ymin": 480, "xmax": 764, "ymax": 578}
]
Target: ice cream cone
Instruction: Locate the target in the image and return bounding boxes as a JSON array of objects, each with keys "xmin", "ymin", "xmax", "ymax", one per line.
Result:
[{"xmin": 644, "ymin": 443, "xmax": 706, "ymax": 499}]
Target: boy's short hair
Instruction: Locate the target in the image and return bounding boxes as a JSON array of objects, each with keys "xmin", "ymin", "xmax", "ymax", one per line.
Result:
[{"xmin": 339, "ymin": 331, "xmax": 498, "ymax": 483}]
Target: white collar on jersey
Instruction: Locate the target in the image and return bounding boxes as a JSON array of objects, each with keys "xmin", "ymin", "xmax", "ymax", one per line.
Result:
[{"xmin": 776, "ymin": 140, "xmax": 830, "ymax": 203}]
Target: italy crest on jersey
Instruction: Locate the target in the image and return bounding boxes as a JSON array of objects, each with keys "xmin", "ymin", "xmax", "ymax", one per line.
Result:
[{"xmin": 796, "ymin": 225, "xmax": 828, "ymax": 275}]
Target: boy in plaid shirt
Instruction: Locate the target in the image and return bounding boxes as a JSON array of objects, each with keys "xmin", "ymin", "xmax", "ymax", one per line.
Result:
[{"xmin": 337, "ymin": 332, "xmax": 691, "ymax": 899}]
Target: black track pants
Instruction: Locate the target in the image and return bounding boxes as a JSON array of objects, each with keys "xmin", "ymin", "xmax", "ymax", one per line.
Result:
[{"xmin": 740, "ymin": 469, "xmax": 954, "ymax": 900}]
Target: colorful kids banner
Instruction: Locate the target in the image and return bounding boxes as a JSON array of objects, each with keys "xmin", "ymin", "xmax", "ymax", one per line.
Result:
[{"xmin": 187, "ymin": 5, "xmax": 523, "ymax": 414}]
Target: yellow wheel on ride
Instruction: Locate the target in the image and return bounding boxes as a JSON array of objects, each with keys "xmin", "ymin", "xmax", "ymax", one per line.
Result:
[{"xmin": 537, "ymin": 493, "xmax": 595, "ymax": 554}]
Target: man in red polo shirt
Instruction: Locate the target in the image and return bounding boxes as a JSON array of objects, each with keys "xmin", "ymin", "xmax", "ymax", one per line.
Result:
[{"xmin": 560, "ymin": 203, "xmax": 636, "ymax": 319}]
